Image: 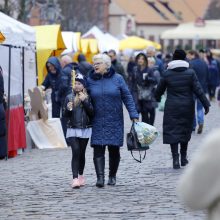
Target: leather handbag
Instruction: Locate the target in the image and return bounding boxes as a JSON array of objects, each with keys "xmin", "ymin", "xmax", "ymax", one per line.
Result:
[{"xmin": 127, "ymin": 123, "xmax": 149, "ymax": 163}]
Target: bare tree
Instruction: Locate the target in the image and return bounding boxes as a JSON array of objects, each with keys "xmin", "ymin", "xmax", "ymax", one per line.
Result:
[
  {"xmin": 204, "ymin": 0, "xmax": 220, "ymax": 19},
  {"xmin": 58, "ymin": 0, "xmax": 108, "ymax": 33}
]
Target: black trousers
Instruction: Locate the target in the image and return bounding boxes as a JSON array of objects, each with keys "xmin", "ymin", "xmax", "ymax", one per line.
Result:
[
  {"xmin": 141, "ymin": 108, "xmax": 155, "ymax": 125},
  {"xmin": 52, "ymin": 101, "xmax": 61, "ymax": 118},
  {"xmin": 68, "ymin": 137, "xmax": 89, "ymax": 178},
  {"xmin": 208, "ymin": 85, "xmax": 216, "ymax": 99},
  {"xmin": 170, "ymin": 142, "xmax": 188, "ymax": 156},
  {"xmin": 93, "ymin": 145, "xmax": 120, "ymax": 159}
]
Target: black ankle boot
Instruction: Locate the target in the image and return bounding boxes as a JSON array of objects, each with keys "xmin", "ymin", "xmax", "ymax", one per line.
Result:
[
  {"xmin": 170, "ymin": 144, "xmax": 180, "ymax": 169},
  {"xmin": 107, "ymin": 155, "xmax": 120, "ymax": 186},
  {"xmin": 94, "ymin": 157, "xmax": 105, "ymax": 188},
  {"xmin": 107, "ymin": 176, "xmax": 116, "ymax": 185},
  {"xmin": 180, "ymin": 143, "xmax": 189, "ymax": 166},
  {"xmin": 96, "ymin": 176, "xmax": 104, "ymax": 188},
  {"xmin": 173, "ymin": 155, "xmax": 180, "ymax": 169},
  {"xmin": 181, "ymin": 155, "xmax": 189, "ymax": 166}
]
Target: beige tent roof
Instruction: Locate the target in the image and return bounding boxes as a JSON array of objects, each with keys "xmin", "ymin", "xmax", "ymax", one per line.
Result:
[
  {"xmin": 161, "ymin": 20, "xmax": 220, "ymax": 40},
  {"xmin": 111, "ymin": 0, "xmax": 210, "ymax": 25}
]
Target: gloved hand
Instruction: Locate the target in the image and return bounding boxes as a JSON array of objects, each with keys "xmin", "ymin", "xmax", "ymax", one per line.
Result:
[{"xmin": 204, "ymin": 106, "xmax": 209, "ymax": 115}]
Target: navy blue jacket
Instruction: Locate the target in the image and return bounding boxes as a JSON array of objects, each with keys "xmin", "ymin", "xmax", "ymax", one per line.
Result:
[
  {"xmin": 59, "ymin": 62, "xmax": 78, "ymax": 105},
  {"xmin": 87, "ymin": 68, "xmax": 139, "ymax": 147},
  {"xmin": 189, "ymin": 58, "xmax": 209, "ymax": 92},
  {"xmin": 42, "ymin": 57, "xmax": 62, "ymax": 103},
  {"xmin": 207, "ymin": 58, "xmax": 220, "ymax": 87},
  {"xmin": 78, "ymin": 54, "xmax": 93, "ymax": 77}
]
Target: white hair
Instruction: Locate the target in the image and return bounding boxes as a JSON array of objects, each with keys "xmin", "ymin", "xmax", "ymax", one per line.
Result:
[
  {"xmin": 60, "ymin": 55, "xmax": 72, "ymax": 64},
  {"xmin": 93, "ymin": 53, "xmax": 111, "ymax": 69},
  {"xmin": 146, "ymin": 46, "xmax": 156, "ymax": 52},
  {"xmin": 147, "ymin": 56, "xmax": 156, "ymax": 64}
]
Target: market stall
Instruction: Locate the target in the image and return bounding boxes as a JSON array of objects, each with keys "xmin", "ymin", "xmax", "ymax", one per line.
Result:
[
  {"xmin": 34, "ymin": 25, "xmax": 66, "ymax": 85},
  {"xmin": 0, "ymin": 12, "xmax": 37, "ymax": 158},
  {"xmin": 119, "ymin": 36, "xmax": 161, "ymax": 51}
]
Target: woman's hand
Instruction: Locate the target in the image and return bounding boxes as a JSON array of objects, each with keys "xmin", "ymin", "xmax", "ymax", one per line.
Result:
[
  {"xmin": 67, "ymin": 102, "xmax": 73, "ymax": 111},
  {"xmin": 132, "ymin": 118, "xmax": 139, "ymax": 123},
  {"xmin": 78, "ymin": 92, "xmax": 87, "ymax": 102}
]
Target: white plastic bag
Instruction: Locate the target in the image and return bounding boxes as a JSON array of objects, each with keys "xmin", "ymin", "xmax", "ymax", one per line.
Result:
[{"xmin": 134, "ymin": 122, "xmax": 158, "ymax": 147}]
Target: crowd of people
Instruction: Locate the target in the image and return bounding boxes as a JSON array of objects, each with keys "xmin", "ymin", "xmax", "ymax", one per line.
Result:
[{"xmin": 1, "ymin": 46, "xmax": 219, "ymax": 189}]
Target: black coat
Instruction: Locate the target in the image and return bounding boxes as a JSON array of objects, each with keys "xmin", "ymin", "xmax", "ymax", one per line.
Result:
[
  {"xmin": 63, "ymin": 93, "xmax": 94, "ymax": 129},
  {"xmin": 155, "ymin": 67, "xmax": 210, "ymax": 144},
  {"xmin": 0, "ymin": 67, "xmax": 7, "ymax": 158}
]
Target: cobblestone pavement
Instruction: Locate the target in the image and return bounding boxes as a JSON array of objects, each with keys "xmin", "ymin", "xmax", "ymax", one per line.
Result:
[{"xmin": 1, "ymin": 101, "xmax": 219, "ymax": 220}]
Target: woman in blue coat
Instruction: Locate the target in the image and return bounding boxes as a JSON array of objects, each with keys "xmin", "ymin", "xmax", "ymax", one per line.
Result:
[{"xmin": 87, "ymin": 54, "xmax": 139, "ymax": 187}]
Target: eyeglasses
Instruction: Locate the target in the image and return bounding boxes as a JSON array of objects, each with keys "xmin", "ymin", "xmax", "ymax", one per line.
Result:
[{"xmin": 93, "ymin": 62, "xmax": 103, "ymax": 67}]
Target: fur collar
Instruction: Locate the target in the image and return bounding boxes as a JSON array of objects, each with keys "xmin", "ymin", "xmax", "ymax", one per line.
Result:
[
  {"xmin": 167, "ymin": 60, "xmax": 189, "ymax": 70},
  {"xmin": 89, "ymin": 67, "xmax": 115, "ymax": 80}
]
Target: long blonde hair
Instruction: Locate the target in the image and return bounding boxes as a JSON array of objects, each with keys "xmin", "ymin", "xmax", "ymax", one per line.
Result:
[{"xmin": 74, "ymin": 88, "xmax": 88, "ymax": 107}]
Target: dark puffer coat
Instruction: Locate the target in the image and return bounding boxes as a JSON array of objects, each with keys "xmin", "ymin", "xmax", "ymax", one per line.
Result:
[
  {"xmin": 42, "ymin": 56, "xmax": 62, "ymax": 103},
  {"xmin": 155, "ymin": 63, "xmax": 210, "ymax": 144},
  {"xmin": 0, "ymin": 66, "xmax": 7, "ymax": 158},
  {"xmin": 87, "ymin": 68, "xmax": 139, "ymax": 147}
]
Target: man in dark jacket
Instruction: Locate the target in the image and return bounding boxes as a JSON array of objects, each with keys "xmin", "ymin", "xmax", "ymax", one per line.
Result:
[
  {"xmin": 60, "ymin": 55, "xmax": 79, "ymax": 138},
  {"xmin": 60, "ymin": 55, "xmax": 77, "ymax": 106},
  {"xmin": 0, "ymin": 66, "xmax": 7, "ymax": 159},
  {"xmin": 188, "ymin": 50, "xmax": 209, "ymax": 134},
  {"xmin": 108, "ymin": 49, "xmax": 126, "ymax": 80},
  {"xmin": 41, "ymin": 56, "xmax": 62, "ymax": 118},
  {"xmin": 77, "ymin": 54, "xmax": 93, "ymax": 77}
]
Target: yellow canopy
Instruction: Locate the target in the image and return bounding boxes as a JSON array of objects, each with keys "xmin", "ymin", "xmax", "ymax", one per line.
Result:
[
  {"xmin": 0, "ymin": 31, "xmax": 5, "ymax": 43},
  {"xmin": 34, "ymin": 25, "xmax": 66, "ymax": 85},
  {"xmin": 80, "ymin": 38, "xmax": 99, "ymax": 54},
  {"xmin": 119, "ymin": 36, "xmax": 161, "ymax": 51}
]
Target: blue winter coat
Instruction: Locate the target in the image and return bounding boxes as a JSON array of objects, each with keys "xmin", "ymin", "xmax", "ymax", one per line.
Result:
[
  {"xmin": 87, "ymin": 68, "xmax": 139, "ymax": 147},
  {"xmin": 189, "ymin": 58, "xmax": 209, "ymax": 92},
  {"xmin": 42, "ymin": 57, "xmax": 62, "ymax": 103},
  {"xmin": 59, "ymin": 62, "xmax": 78, "ymax": 105}
]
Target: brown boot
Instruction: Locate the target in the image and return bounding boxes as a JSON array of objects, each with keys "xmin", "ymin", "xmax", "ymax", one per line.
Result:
[{"xmin": 197, "ymin": 124, "xmax": 203, "ymax": 134}]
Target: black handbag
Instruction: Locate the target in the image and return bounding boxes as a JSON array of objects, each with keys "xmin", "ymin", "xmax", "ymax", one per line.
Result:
[{"xmin": 126, "ymin": 123, "xmax": 149, "ymax": 163}]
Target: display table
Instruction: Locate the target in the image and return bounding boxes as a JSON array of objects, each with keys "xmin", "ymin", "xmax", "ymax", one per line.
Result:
[{"xmin": 27, "ymin": 118, "xmax": 67, "ymax": 149}]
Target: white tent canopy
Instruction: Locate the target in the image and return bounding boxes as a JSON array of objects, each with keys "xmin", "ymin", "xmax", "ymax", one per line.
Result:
[
  {"xmin": 0, "ymin": 12, "xmax": 37, "ymax": 95},
  {"xmin": 82, "ymin": 26, "xmax": 119, "ymax": 53},
  {"xmin": 61, "ymin": 31, "xmax": 80, "ymax": 55},
  {"xmin": 161, "ymin": 20, "xmax": 220, "ymax": 40},
  {"xmin": 0, "ymin": 12, "xmax": 36, "ymax": 47}
]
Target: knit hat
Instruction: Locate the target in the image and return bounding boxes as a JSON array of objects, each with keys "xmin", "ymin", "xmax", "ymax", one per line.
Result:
[
  {"xmin": 172, "ymin": 49, "xmax": 186, "ymax": 60},
  {"xmin": 75, "ymin": 73, "xmax": 87, "ymax": 87}
]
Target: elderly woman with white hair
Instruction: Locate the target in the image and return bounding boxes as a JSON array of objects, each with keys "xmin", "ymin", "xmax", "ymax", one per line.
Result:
[{"xmin": 87, "ymin": 53, "xmax": 139, "ymax": 188}]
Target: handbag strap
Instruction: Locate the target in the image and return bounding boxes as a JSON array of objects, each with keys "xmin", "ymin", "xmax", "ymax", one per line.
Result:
[{"xmin": 130, "ymin": 150, "xmax": 146, "ymax": 163}]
